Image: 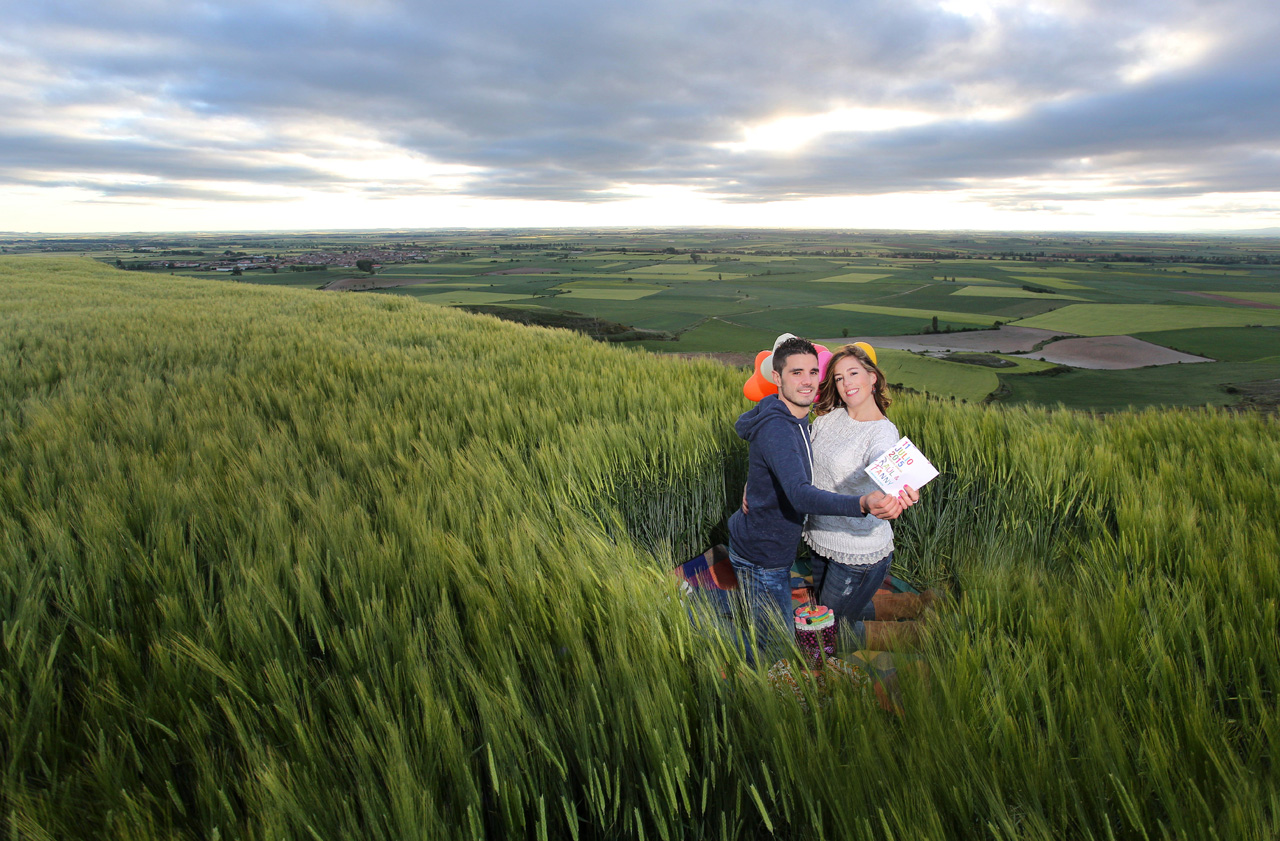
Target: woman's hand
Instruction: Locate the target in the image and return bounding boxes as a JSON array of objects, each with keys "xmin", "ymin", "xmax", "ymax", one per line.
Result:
[
  {"xmin": 897, "ymin": 484, "xmax": 919, "ymax": 508},
  {"xmin": 861, "ymin": 490, "xmax": 904, "ymax": 520}
]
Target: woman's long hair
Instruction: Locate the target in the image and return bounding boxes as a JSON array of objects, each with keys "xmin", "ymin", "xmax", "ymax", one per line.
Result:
[{"xmin": 813, "ymin": 344, "xmax": 892, "ymax": 417}]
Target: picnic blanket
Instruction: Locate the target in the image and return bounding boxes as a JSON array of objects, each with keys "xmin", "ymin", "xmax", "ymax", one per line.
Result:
[
  {"xmin": 676, "ymin": 545, "xmax": 928, "ymax": 713},
  {"xmin": 675, "ymin": 544, "xmax": 919, "ymax": 614}
]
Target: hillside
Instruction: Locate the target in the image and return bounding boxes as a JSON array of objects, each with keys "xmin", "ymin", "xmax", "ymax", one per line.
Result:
[{"xmin": 2, "ymin": 257, "xmax": 1278, "ymax": 839}]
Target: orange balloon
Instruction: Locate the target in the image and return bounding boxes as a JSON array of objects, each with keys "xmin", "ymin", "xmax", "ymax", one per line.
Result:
[
  {"xmin": 743, "ymin": 349, "xmax": 779, "ymax": 401},
  {"xmin": 744, "ymin": 372, "xmax": 778, "ymax": 402},
  {"xmin": 753, "ymin": 349, "xmax": 770, "ymax": 377}
]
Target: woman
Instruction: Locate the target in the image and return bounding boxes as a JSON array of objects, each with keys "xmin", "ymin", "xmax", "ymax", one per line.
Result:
[{"xmin": 803, "ymin": 343, "xmax": 925, "ymax": 650}]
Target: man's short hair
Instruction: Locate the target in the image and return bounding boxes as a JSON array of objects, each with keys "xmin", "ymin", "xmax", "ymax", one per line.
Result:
[{"xmin": 773, "ymin": 337, "xmax": 818, "ymax": 373}]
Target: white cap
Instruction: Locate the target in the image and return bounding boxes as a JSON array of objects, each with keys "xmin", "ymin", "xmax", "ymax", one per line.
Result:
[{"xmin": 762, "ymin": 332, "xmax": 798, "ymax": 378}]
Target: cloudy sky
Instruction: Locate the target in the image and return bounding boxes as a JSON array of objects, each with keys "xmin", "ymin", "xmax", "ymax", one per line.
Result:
[{"xmin": 4, "ymin": 0, "xmax": 1280, "ymax": 233}]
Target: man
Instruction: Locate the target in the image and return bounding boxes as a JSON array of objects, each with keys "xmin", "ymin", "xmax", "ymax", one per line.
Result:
[{"xmin": 727, "ymin": 336, "xmax": 904, "ymax": 660}]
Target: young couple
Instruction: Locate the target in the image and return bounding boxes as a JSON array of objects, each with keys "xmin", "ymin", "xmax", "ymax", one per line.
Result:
[{"xmin": 727, "ymin": 336, "xmax": 925, "ymax": 660}]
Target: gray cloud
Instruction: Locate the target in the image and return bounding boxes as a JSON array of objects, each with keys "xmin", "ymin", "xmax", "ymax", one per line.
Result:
[{"xmin": 3, "ymin": 0, "xmax": 1280, "ymax": 210}]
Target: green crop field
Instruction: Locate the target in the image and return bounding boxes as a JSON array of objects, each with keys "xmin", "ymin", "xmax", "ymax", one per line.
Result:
[
  {"xmin": 1006, "ymin": 274, "xmax": 1092, "ymax": 289},
  {"xmin": 876, "ymin": 349, "xmax": 1001, "ymax": 402},
  {"xmin": 999, "ymin": 359, "xmax": 1280, "ymax": 410},
  {"xmin": 1135, "ymin": 326, "xmax": 1280, "ymax": 362},
  {"xmin": 1231, "ymin": 291, "xmax": 1280, "ymax": 305},
  {"xmin": 811, "ymin": 272, "xmax": 894, "ymax": 283},
  {"xmin": 951, "ymin": 285, "xmax": 1089, "ymax": 301},
  {"xmin": 824, "ymin": 302, "xmax": 1005, "ymax": 326},
  {"xmin": 13, "ymin": 227, "xmax": 1280, "ymax": 409},
  {"xmin": 387, "ymin": 289, "xmax": 540, "ymax": 305},
  {"xmin": 3, "ymin": 256, "xmax": 1278, "ymax": 839},
  {"xmin": 1013, "ymin": 303, "xmax": 1280, "ymax": 334},
  {"xmin": 552, "ymin": 288, "xmax": 666, "ymax": 300}
]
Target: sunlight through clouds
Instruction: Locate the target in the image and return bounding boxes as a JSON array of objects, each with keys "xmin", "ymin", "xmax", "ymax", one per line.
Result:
[{"xmin": 718, "ymin": 108, "xmax": 938, "ymax": 153}]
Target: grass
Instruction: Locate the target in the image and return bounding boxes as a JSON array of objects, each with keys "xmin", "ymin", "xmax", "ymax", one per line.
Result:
[{"xmin": 3, "ymin": 256, "xmax": 1279, "ymax": 839}]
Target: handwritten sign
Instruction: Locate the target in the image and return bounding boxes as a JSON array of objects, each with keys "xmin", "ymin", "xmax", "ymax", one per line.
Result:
[{"xmin": 864, "ymin": 436, "xmax": 939, "ymax": 495}]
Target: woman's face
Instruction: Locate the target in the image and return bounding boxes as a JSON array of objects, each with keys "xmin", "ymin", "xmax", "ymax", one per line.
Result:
[{"xmin": 832, "ymin": 355, "xmax": 877, "ymax": 416}]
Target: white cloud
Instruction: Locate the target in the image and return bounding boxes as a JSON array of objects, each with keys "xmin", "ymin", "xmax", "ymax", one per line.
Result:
[{"xmin": 1, "ymin": 0, "xmax": 1279, "ymax": 231}]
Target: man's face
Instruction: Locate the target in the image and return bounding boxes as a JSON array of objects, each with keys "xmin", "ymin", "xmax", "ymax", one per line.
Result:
[{"xmin": 771, "ymin": 352, "xmax": 820, "ymax": 417}]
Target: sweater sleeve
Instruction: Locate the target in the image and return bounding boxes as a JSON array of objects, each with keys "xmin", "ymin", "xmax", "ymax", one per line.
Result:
[
  {"xmin": 866, "ymin": 421, "xmax": 902, "ymax": 468},
  {"xmin": 760, "ymin": 423, "xmax": 865, "ymax": 518}
]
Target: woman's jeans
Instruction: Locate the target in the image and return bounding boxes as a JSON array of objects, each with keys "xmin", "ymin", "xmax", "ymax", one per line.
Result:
[
  {"xmin": 727, "ymin": 543, "xmax": 793, "ymax": 666},
  {"xmin": 809, "ymin": 551, "xmax": 893, "ymax": 649}
]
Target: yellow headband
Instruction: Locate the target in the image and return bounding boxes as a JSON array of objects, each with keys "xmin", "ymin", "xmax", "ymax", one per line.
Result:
[{"xmin": 852, "ymin": 341, "xmax": 877, "ymax": 366}]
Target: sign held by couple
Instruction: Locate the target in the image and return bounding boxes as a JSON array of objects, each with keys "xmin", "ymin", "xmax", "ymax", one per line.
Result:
[{"xmin": 865, "ymin": 437, "xmax": 939, "ymax": 495}]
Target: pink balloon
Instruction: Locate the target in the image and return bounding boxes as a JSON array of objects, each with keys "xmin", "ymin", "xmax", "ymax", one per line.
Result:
[{"xmin": 817, "ymin": 349, "xmax": 833, "ymax": 382}]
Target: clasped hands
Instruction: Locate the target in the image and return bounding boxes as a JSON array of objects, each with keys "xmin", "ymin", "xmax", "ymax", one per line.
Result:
[
  {"xmin": 859, "ymin": 485, "xmax": 918, "ymax": 520},
  {"xmin": 739, "ymin": 484, "xmax": 919, "ymax": 518}
]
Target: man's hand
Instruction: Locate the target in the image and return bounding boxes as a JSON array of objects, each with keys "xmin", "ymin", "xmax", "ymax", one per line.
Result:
[
  {"xmin": 741, "ymin": 490, "xmax": 749, "ymax": 514},
  {"xmin": 862, "ymin": 490, "xmax": 904, "ymax": 520}
]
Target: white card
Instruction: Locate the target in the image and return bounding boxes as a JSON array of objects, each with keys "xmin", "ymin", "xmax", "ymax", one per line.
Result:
[{"xmin": 864, "ymin": 436, "xmax": 939, "ymax": 495}]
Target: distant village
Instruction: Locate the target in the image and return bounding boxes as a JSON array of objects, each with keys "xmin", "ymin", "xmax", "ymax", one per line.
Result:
[{"xmin": 119, "ymin": 247, "xmax": 442, "ymax": 273}]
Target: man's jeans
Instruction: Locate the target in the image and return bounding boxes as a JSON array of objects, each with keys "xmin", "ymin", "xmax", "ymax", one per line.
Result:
[
  {"xmin": 727, "ymin": 543, "xmax": 793, "ymax": 666},
  {"xmin": 809, "ymin": 551, "xmax": 893, "ymax": 649}
]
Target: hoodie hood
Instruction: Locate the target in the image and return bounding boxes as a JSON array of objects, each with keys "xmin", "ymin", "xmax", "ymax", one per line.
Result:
[{"xmin": 735, "ymin": 394, "xmax": 807, "ymax": 443}]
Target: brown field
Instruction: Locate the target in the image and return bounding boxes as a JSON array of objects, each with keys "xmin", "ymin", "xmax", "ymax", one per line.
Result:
[
  {"xmin": 1180, "ymin": 291, "xmax": 1280, "ymax": 309},
  {"xmin": 1027, "ymin": 335, "xmax": 1212, "ymax": 369}
]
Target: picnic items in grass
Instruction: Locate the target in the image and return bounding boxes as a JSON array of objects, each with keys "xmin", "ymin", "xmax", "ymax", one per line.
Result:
[{"xmin": 794, "ymin": 604, "xmax": 838, "ymax": 669}]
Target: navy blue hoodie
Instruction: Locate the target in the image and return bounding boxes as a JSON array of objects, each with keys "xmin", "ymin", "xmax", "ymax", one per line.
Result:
[{"xmin": 727, "ymin": 394, "xmax": 866, "ymax": 568}]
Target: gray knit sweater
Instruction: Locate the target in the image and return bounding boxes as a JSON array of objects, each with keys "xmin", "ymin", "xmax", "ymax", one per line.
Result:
[{"xmin": 802, "ymin": 410, "xmax": 899, "ymax": 566}]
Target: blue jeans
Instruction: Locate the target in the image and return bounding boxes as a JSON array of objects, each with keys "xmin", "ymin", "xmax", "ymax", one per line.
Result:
[
  {"xmin": 728, "ymin": 544, "xmax": 793, "ymax": 666},
  {"xmin": 809, "ymin": 551, "xmax": 893, "ymax": 649}
]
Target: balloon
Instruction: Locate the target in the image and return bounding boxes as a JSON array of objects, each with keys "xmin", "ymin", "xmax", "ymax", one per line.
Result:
[
  {"xmin": 853, "ymin": 341, "xmax": 877, "ymax": 365},
  {"xmin": 760, "ymin": 333, "xmax": 798, "ymax": 380},
  {"xmin": 743, "ymin": 375, "xmax": 773, "ymax": 402},
  {"xmin": 743, "ymin": 349, "xmax": 779, "ymax": 402},
  {"xmin": 753, "ymin": 349, "xmax": 770, "ymax": 377},
  {"xmin": 817, "ymin": 349, "xmax": 833, "ymax": 382}
]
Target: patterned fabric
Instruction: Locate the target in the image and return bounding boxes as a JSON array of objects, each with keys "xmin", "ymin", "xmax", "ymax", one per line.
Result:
[{"xmin": 766, "ymin": 657, "xmax": 871, "ymax": 710}]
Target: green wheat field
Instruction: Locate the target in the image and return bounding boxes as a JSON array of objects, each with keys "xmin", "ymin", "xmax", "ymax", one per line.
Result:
[{"xmin": 2, "ymin": 257, "xmax": 1278, "ymax": 839}]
